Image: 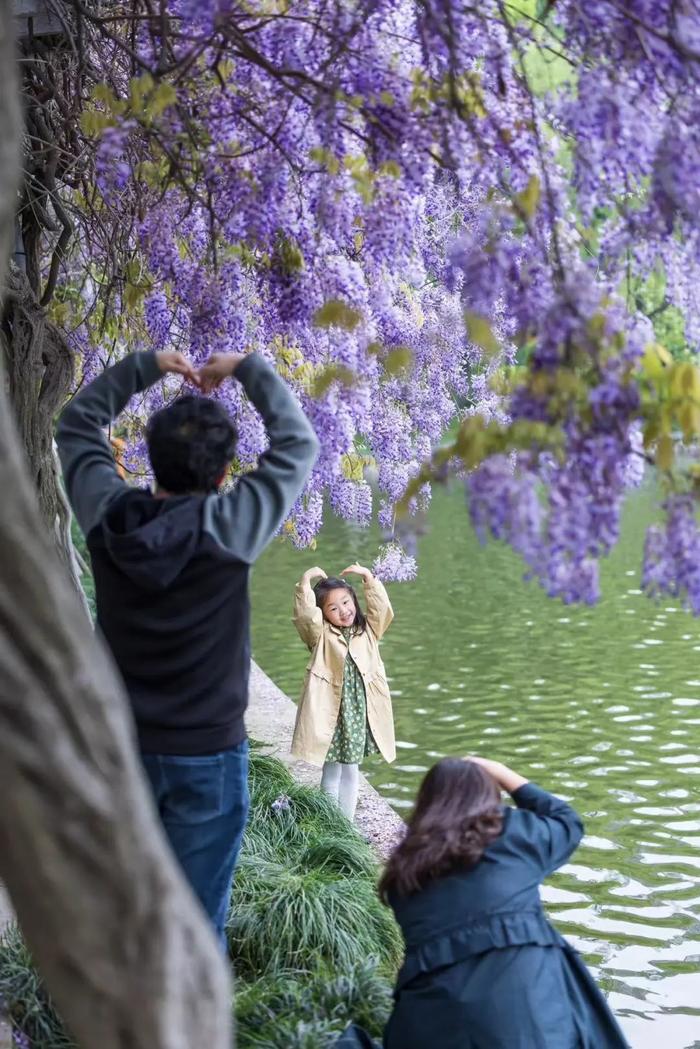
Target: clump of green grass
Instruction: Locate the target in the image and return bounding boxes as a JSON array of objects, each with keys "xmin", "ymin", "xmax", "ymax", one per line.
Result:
[
  {"xmin": 230, "ymin": 755, "xmax": 400, "ymax": 981},
  {"xmin": 0, "ymin": 749, "xmax": 398, "ymax": 1048},
  {"xmin": 0, "ymin": 925, "xmax": 74, "ymax": 1049},
  {"xmin": 235, "ymin": 957, "xmax": 391, "ymax": 1049}
]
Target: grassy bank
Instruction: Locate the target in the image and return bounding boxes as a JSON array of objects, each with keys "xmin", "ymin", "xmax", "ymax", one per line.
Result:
[{"xmin": 0, "ymin": 749, "xmax": 399, "ymax": 1049}]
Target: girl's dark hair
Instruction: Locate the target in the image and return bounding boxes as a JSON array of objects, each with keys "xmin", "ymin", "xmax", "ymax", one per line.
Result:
[
  {"xmin": 313, "ymin": 577, "xmax": 366, "ymax": 633},
  {"xmin": 379, "ymin": 759, "xmax": 504, "ymax": 900}
]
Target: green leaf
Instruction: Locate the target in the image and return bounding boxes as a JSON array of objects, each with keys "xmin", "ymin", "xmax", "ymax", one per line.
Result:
[
  {"xmin": 656, "ymin": 433, "xmax": 674, "ymax": 472},
  {"xmin": 150, "ymin": 81, "xmax": 177, "ymax": 116},
  {"xmin": 129, "ymin": 73, "xmax": 154, "ymax": 110},
  {"xmin": 123, "ymin": 282, "xmax": 146, "ymax": 310},
  {"xmin": 464, "ymin": 311, "xmax": 500, "ymax": 356},
  {"xmin": 137, "ymin": 158, "xmax": 169, "ymax": 187},
  {"xmin": 92, "ymin": 82, "xmax": 115, "ymax": 105},
  {"xmin": 514, "ymin": 175, "xmax": 541, "ymax": 221},
  {"xmin": 383, "ymin": 346, "xmax": 413, "ymax": 376},
  {"xmin": 456, "ymin": 73, "xmax": 488, "ymax": 116},
  {"xmin": 311, "ymin": 364, "xmax": 357, "ymax": 398},
  {"xmin": 79, "ymin": 109, "xmax": 112, "ymax": 137},
  {"xmin": 642, "ymin": 416, "xmax": 660, "ymax": 449},
  {"xmin": 341, "ymin": 453, "xmax": 375, "ymax": 481},
  {"xmin": 276, "ymin": 237, "xmax": 305, "ymax": 274},
  {"xmin": 314, "ymin": 300, "xmax": 362, "ymax": 331},
  {"xmin": 670, "ymin": 361, "xmax": 700, "ymax": 400},
  {"xmin": 641, "ymin": 342, "xmax": 672, "ymax": 383},
  {"xmin": 343, "ymin": 154, "xmax": 375, "ymax": 203},
  {"xmin": 679, "ymin": 402, "xmax": 700, "ymax": 442},
  {"xmin": 91, "ymin": 83, "xmax": 126, "ymax": 115},
  {"xmin": 309, "ymin": 146, "xmax": 340, "ymax": 175}
]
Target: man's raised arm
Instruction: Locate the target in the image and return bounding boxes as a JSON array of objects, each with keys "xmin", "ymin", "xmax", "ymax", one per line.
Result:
[
  {"xmin": 56, "ymin": 352, "xmax": 186, "ymax": 538},
  {"xmin": 201, "ymin": 352, "xmax": 320, "ymax": 564}
]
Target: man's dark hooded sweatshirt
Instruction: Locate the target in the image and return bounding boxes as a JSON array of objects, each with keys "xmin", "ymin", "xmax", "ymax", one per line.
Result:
[{"xmin": 56, "ymin": 352, "xmax": 319, "ymax": 755}]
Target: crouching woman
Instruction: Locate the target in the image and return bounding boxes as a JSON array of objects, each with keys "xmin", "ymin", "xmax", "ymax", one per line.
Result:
[{"xmin": 376, "ymin": 757, "xmax": 628, "ymax": 1049}]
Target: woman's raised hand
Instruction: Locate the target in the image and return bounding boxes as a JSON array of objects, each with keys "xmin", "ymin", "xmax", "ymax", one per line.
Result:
[
  {"xmin": 340, "ymin": 563, "xmax": 373, "ymax": 582},
  {"xmin": 467, "ymin": 756, "xmax": 529, "ymax": 794}
]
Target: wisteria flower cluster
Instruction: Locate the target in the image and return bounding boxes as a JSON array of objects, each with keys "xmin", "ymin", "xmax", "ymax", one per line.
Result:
[{"xmin": 58, "ymin": 1, "xmax": 700, "ymax": 605}]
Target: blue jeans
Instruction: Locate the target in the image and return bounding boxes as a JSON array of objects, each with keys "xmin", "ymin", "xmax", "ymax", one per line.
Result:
[{"xmin": 141, "ymin": 741, "xmax": 249, "ymax": 948}]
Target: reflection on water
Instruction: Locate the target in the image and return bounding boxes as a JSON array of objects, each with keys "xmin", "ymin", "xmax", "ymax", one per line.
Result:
[{"xmin": 250, "ymin": 483, "xmax": 700, "ymax": 1049}]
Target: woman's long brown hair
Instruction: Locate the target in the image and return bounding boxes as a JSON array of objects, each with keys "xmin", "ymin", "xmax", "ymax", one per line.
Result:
[{"xmin": 379, "ymin": 758, "xmax": 504, "ymax": 900}]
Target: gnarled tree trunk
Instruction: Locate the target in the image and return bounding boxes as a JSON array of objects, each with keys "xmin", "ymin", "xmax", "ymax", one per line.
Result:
[
  {"xmin": 3, "ymin": 1, "xmax": 89, "ymax": 608},
  {"xmin": 0, "ymin": 5, "xmax": 233, "ymax": 1047},
  {"xmin": 1, "ymin": 263, "xmax": 89, "ymax": 614}
]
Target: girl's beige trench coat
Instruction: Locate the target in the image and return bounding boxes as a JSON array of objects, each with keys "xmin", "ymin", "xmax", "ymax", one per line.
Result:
[{"xmin": 290, "ymin": 576, "xmax": 396, "ymax": 767}]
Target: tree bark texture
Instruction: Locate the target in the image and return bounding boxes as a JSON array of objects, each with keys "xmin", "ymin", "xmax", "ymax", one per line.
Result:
[
  {"xmin": 2, "ymin": 1, "xmax": 87, "ymax": 599},
  {"xmin": 0, "ymin": 6, "xmax": 233, "ymax": 1047},
  {"xmin": 0, "ymin": 265, "xmax": 90, "ymax": 615},
  {"xmin": 2, "ymin": 264, "xmax": 72, "ymax": 523}
]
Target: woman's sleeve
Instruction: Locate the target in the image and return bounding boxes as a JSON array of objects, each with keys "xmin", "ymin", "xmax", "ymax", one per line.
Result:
[
  {"xmin": 292, "ymin": 579, "xmax": 324, "ymax": 649},
  {"xmin": 511, "ymin": 782, "xmax": 584, "ymax": 875},
  {"xmin": 364, "ymin": 577, "xmax": 394, "ymax": 639}
]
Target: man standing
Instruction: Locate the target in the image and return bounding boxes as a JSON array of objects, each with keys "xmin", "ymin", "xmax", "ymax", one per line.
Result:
[{"xmin": 57, "ymin": 349, "xmax": 318, "ymax": 944}]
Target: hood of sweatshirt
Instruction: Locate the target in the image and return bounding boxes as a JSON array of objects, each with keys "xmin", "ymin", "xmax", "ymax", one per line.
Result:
[{"xmin": 100, "ymin": 489, "xmax": 204, "ymax": 590}]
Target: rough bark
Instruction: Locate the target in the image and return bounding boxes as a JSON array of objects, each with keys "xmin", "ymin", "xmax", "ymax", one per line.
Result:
[
  {"xmin": 2, "ymin": 265, "xmax": 72, "ymax": 522},
  {"xmin": 0, "ymin": 6, "xmax": 233, "ymax": 1048},
  {"xmin": 1, "ymin": 265, "xmax": 90, "ymax": 615},
  {"xmin": 2, "ymin": 1, "xmax": 89, "ymax": 599}
]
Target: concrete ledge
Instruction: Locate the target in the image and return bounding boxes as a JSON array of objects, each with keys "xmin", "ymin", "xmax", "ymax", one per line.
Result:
[{"xmin": 247, "ymin": 661, "xmax": 404, "ymax": 859}]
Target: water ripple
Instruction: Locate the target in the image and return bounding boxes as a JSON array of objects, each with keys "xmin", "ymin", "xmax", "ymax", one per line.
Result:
[{"xmin": 251, "ymin": 484, "xmax": 700, "ymax": 1048}]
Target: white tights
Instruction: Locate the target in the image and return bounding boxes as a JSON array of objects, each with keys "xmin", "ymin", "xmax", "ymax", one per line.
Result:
[{"xmin": 320, "ymin": 761, "xmax": 360, "ymax": 820}]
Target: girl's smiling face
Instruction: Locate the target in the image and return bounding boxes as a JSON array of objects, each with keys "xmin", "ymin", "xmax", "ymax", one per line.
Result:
[{"xmin": 321, "ymin": 587, "xmax": 357, "ymax": 628}]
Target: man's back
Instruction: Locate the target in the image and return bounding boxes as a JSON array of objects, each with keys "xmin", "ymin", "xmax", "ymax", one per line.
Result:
[
  {"xmin": 91, "ymin": 487, "xmax": 252, "ymax": 754},
  {"xmin": 56, "ymin": 347, "xmax": 318, "ymax": 943},
  {"xmin": 57, "ymin": 349, "xmax": 319, "ymax": 749}
]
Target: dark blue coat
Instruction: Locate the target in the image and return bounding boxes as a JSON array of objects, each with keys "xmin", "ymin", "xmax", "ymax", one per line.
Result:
[{"xmin": 384, "ymin": 783, "xmax": 629, "ymax": 1049}]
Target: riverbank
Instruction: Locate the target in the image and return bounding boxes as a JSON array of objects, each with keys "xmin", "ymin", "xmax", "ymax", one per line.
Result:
[
  {"xmin": 0, "ymin": 663, "xmax": 403, "ymax": 1049},
  {"xmin": 1, "ymin": 748, "xmax": 399, "ymax": 1047}
]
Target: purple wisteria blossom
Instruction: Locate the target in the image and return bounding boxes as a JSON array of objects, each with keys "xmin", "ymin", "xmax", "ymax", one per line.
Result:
[
  {"xmin": 373, "ymin": 543, "xmax": 418, "ymax": 582},
  {"xmin": 58, "ymin": 1, "xmax": 700, "ymax": 597},
  {"xmin": 643, "ymin": 496, "xmax": 700, "ymax": 614}
]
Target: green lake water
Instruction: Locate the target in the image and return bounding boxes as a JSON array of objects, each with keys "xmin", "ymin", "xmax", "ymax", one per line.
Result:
[{"xmin": 250, "ymin": 482, "xmax": 700, "ymax": 1049}]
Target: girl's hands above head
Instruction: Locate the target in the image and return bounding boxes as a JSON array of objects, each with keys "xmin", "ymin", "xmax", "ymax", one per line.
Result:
[
  {"xmin": 302, "ymin": 567, "xmax": 327, "ymax": 583},
  {"xmin": 340, "ymin": 563, "xmax": 373, "ymax": 582},
  {"xmin": 466, "ymin": 756, "xmax": 529, "ymax": 795}
]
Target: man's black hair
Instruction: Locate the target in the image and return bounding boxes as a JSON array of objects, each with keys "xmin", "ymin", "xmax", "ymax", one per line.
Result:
[{"xmin": 146, "ymin": 395, "xmax": 238, "ymax": 494}]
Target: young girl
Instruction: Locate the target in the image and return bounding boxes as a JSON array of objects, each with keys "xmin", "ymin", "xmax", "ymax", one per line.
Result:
[
  {"xmin": 291, "ymin": 563, "xmax": 395, "ymax": 820},
  {"xmin": 375, "ymin": 756, "xmax": 628, "ymax": 1049}
]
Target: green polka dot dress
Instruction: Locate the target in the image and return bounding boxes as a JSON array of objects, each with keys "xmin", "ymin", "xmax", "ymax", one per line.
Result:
[{"xmin": 325, "ymin": 628, "xmax": 379, "ymax": 764}]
